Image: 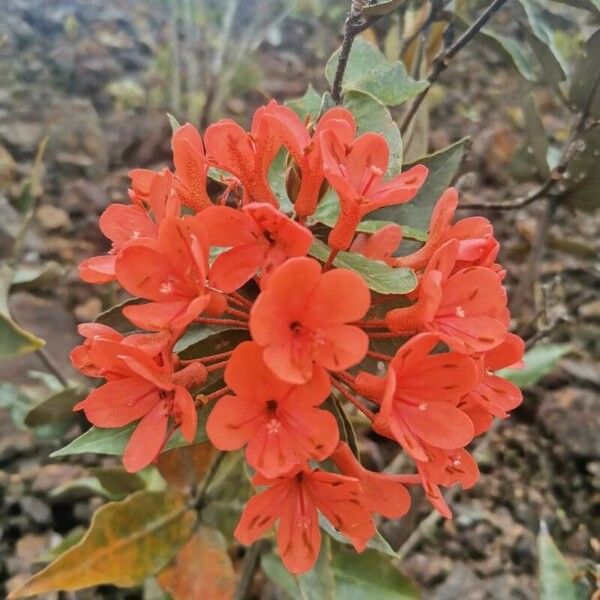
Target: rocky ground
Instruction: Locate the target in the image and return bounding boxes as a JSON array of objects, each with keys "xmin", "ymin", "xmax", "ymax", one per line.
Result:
[{"xmin": 0, "ymin": 1, "xmax": 598, "ymax": 598}]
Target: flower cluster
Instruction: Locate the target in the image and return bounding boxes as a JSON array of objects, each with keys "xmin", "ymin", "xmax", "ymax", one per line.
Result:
[{"xmin": 72, "ymin": 101, "xmax": 524, "ymax": 574}]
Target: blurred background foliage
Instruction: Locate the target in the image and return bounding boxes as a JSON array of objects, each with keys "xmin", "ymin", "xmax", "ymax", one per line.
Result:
[{"xmin": 0, "ymin": 0, "xmax": 599, "ymax": 598}]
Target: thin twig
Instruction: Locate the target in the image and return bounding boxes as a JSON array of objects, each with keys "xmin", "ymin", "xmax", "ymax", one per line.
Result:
[
  {"xmin": 460, "ymin": 178, "xmax": 556, "ymax": 211},
  {"xmin": 36, "ymin": 347, "xmax": 69, "ymax": 387},
  {"xmin": 195, "ymin": 450, "xmax": 226, "ymax": 509},
  {"xmin": 400, "ymin": 0, "xmax": 510, "ymax": 135},
  {"xmin": 331, "ymin": 0, "xmax": 368, "ymax": 103},
  {"xmin": 235, "ymin": 540, "xmax": 269, "ymax": 600}
]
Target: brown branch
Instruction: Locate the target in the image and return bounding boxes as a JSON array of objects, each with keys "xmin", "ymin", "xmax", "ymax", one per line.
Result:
[
  {"xmin": 331, "ymin": 0, "xmax": 368, "ymax": 103},
  {"xmin": 235, "ymin": 540, "xmax": 269, "ymax": 600},
  {"xmin": 400, "ymin": 0, "xmax": 510, "ymax": 135},
  {"xmin": 460, "ymin": 178, "xmax": 556, "ymax": 211}
]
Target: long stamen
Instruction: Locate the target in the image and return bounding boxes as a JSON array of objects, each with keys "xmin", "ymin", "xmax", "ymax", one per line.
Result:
[
  {"xmin": 366, "ymin": 350, "xmax": 393, "ymax": 362},
  {"xmin": 195, "ymin": 317, "xmax": 249, "ymax": 328},
  {"xmin": 323, "ymin": 250, "xmax": 338, "ymax": 271},
  {"xmin": 229, "ymin": 291, "xmax": 253, "ymax": 309},
  {"xmin": 355, "ymin": 319, "xmax": 387, "ymax": 329},
  {"xmin": 196, "ymin": 385, "xmax": 231, "ymax": 405},
  {"xmin": 200, "ymin": 350, "xmax": 234, "ymax": 364},
  {"xmin": 226, "ymin": 307, "xmax": 250, "ymax": 320},
  {"xmin": 367, "ymin": 330, "xmax": 411, "ymax": 339},
  {"xmin": 206, "ymin": 360, "xmax": 229, "ymax": 373},
  {"xmin": 332, "ymin": 377, "xmax": 375, "ymax": 421}
]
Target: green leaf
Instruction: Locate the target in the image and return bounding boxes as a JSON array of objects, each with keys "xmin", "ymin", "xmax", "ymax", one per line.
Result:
[
  {"xmin": 313, "ymin": 192, "xmax": 428, "ymax": 242},
  {"xmin": 51, "ymin": 468, "xmax": 146, "ymax": 502},
  {"xmin": 0, "ymin": 265, "xmax": 45, "ymax": 359},
  {"xmin": 175, "ymin": 324, "xmax": 249, "ymax": 356},
  {"xmin": 319, "ymin": 517, "xmax": 398, "ymax": 559},
  {"xmin": 326, "ymin": 37, "xmax": 428, "ymax": 107},
  {"xmin": 287, "ymin": 85, "xmax": 323, "ymax": 121},
  {"xmin": 51, "ymin": 403, "xmax": 213, "ymax": 458},
  {"xmin": 570, "ymin": 30, "xmax": 600, "ymax": 120},
  {"xmin": 522, "ymin": 92, "xmax": 550, "ymax": 178},
  {"xmin": 478, "ymin": 27, "xmax": 541, "ymax": 82},
  {"xmin": 94, "ymin": 297, "xmax": 143, "ymax": 334},
  {"xmin": 538, "ymin": 522, "xmax": 583, "ymax": 600},
  {"xmin": 518, "ymin": 0, "xmax": 567, "ymax": 84},
  {"xmin": 310, "ymin": 239, "xmax": 417, "ymax": 295},
  {"xmin": 498, "ymin": 344, "xmax": 570, "ymax": 387},
  {"xmin": 551, "ymin": 0, "xmax": 599, "ymax": 11},
  {"xmin": 330, "ymin": 540, "xmax": 419, "ymax": 599},
  {"xmin": 261, "ymin": 552, "xmax": 298, "ymax": 599},
  {"xmin": 325, "ymin": 396, "xmax": 360, "ymax": 459},
  {"xmin": 563, "ymin": 125, "xmax": 600, "ymax": 212},
  {"xmin": 0, "ymin": 382, "xmax": 34, "ymax": 429},
  {"xmin": 24, "ymin": 386, "xmax": 85, "ymax": 428},
  {"xmin": 167, "ymin": 113, "xmax": 182, "ymax": 133},
  {"xmin": 343, "ymin": 91, "xmax": 403, "ymax": 174},
  {"xmin": 298, "ymin": 535, "xmax": 336, "ymax": 600},
  {"xmin": 269, "ymin": 148, "xmax": 294, "ymax": 213},
  {"xmin": 371, "ymin": 137, "xmax": 469, "ymax": 231}
]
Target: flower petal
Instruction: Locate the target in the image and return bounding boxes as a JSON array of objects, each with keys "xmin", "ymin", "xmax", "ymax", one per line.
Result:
[{"xmin": 123, "ymin": 402, "xmax": 169, "ymax": 472}]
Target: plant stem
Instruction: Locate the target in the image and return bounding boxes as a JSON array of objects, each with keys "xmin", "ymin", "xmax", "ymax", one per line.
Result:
[
  {"xmin": 235, "ymin": 540, "xmax": 268, "ymax": 600},
  {"xmin": 332, "ymin": 377, "xmax": 375, "ymax": 421},
  {"xmin": 36, "ymin": 347, "xmax": 69, "ymax": 387},
  {"xmin": 400, "ymin": 0, "xmax": 510, "ymax": 135},
  {"xmin": 331, "ymin": 0, "xmax": 368, "ymax": 103},
  {"xmin": 195, "ymin": 450, "xmax": 226, "ymax": 509}
]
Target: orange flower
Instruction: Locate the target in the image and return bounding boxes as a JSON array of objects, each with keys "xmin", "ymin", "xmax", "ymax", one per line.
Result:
[
  {"xmin": 206, "ymin": 342, "xmax": 337, "ymax": 477},
  {"xmin": 385, "ymin": 240, "xmax": 509, "ymax": 353},
  {"xmin": 331, "ymin": 442, "xmax": 411, "ymax": 519},
  {"xmin": 79, "ymin": 170, "xmax": 178, "ymax": 284},
  {"xmin": 115, "ymin": 215, "xmax": 219, "ymax": 332},
  {"xmin": 73, "ymin": 338, "xmax": 205, "ymax": 472},
  {"xmin": 201, "ymin": 202, "xmax": 313, "ymax": 292},
  {"xmin": 319, "ymin": 128, "xmax": 428, "ymax": 250},
  {"xmin": 459, "ymin": 332, "xmax": 524, "ymax": 435},
  {"xmin": 356, "ymin": 332, "xmax": 477, "ymax": 461},
  {"xmin": 349, "ymin": 223, "xmax": 403, "ymax": 261},
  {"xmin": 250, "ymin": 257, "xmax": 370, "ymax": 383},
  {"xmin": 204, "ymin": 107, "xmax": 281, "ymax": 206},
  {"xmin": 235, "ymin": 466, "xmax": 375, "ymax": 573},
  {"xmin": 261, "ymin": 101, "xmax": 356, "ymax": 217}
]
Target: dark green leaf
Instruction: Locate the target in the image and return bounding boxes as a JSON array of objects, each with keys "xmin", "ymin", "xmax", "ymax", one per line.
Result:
[
  {"xmin": 372, "ymin": 137, "xmax": 469, "ymax": 230},
  {"xmin": 538, "ymin": 522, "xmax": 583, "ymax": 600},
  {"xmin": 269, "ymin": 148, "xmax": 294, "ymax": 213},
  {"xmin": 298, "ymin": 535, "xmax": 336, "ymax": 600},
  {"xmin": 570, "ymin": 30, "xmax": 600, "ymax": 120},
  {"xmin": 310, "ymin": 239, "xmax": 417, "ymax": 295},
  {"xmin": 498, "ymin": 344, "xmax": 570, "ymax": 387},
  {"xmin": 325, "ymin": 396, "xmax": 360, "ymax": 459},
  {"xmin": 518, "ymin": 1, "xmax": 567, "ymax": 84},
  {"xmin": 326, "ymin": 37, "xmax": 428, "ymax": 107},
  {"xmin": 25, "ymin": 386, "xmax": 85, "ymax": 428},
  {"xmin": 175, "ymin": 325, "xmax": 249, "ymax": 357},
  {"xmin": 95, "ymin": 298, "xmax": 143, "ymax": 334},
  {"xmin": 330, "ymin": 540, "xmax": 419, "ymax": 599},
  {"xmin": 343, "ymin": 91, "xmax": 403, "ymax": 174},
  {"xmin": 287, "ymin": 85, "xmax": 323, "ymax": 121}
]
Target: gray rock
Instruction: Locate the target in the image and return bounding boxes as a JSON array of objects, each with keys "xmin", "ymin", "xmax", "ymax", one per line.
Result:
[
  {"xmin": 20, "ymin": 495, "xmax": 52, "ymax": 527},
  {"xmin": 538, "ymin": 388, "xmax": 600, "ymax": 459}
]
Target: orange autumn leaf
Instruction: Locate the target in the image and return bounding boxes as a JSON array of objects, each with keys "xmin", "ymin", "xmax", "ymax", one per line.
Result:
[
  {"xmin": 8, "ymin": 490, "xmax": 196, "ymax": 599},
  {"xmin": 158, "ymin": 526, "xmax": 236, "ymax": 600},
  {"xmin": 157, "ymin": 442, "xmax": 216, "ymax": 492}
]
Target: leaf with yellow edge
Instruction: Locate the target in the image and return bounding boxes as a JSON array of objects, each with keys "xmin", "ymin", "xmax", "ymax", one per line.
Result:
[
  {"xmin": 158, "ymin": 526, "xmax": 236, "ymax": 600},
  {"xmin": 8, "ymin": 490, "xmax": 196, "ymax": 598}
]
